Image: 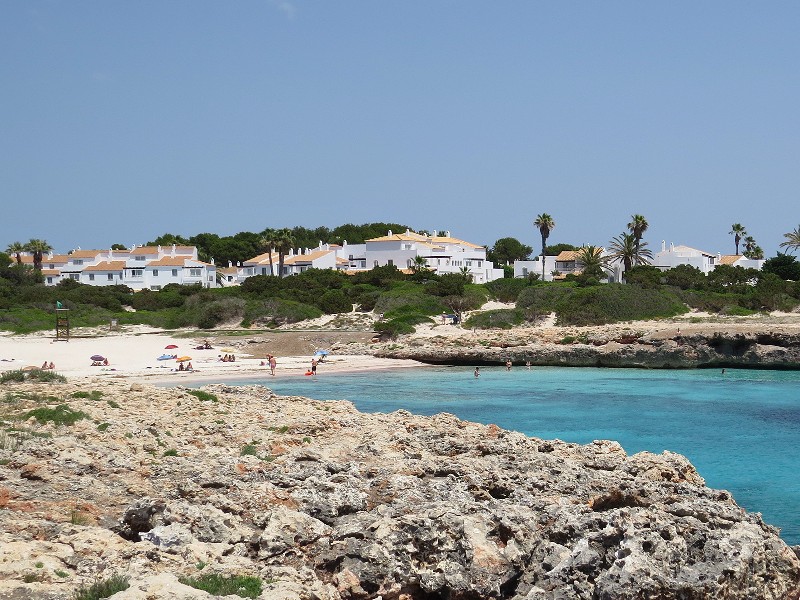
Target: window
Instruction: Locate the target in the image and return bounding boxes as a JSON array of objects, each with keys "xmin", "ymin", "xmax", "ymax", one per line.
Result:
[
  {"xmin": 73, "ymin": 259, "xmax": 83, "ymax": 265},
  {"xmin": 172, "ymin": 269, "xmax": 178, "ymax": 276},
  {"xmin": 152, "ymin": 270, "xmax": 158, "ymax": 276},
  {"xmin": 131, "ymin": 269, "xmax": 143, "ymax": 277},
  {"xmin": 69, "ymin": 274, "xmax": 79, "ymax": 280},
  {"xmin": 189, "ymin": 268, "xmax": 202, "ymax": 277},
  {"xmin": 373, "ymin": 260, "xmax": 379, "ymax": 267},
  {"xmin": 387, "ymin": 259, "xmax": 393, "ymax": 266},
  {"xmin": 46, "ymin": 277, "xmax": 52, "ymax": 284},
  {"xmin": 89, "ymin": 274, "xmax": 95, "ymax": 281},
  {"xmin": 107, "ymin": 274, "xmax": 114, "ymax": 281},
  {"xmin": 150, "ymin": 285, "xmax": 161, "ymax": 291},
  {"xmin": 135, "ymin": 255, "xmax": 146, "ymax": 261},
  {"xmin": 407, "ymin": 259, "xmax": 414, "ymax": 267},
  {"xmin": 477, "ymin": 261, "xmax": 482, "ymax": 268}
]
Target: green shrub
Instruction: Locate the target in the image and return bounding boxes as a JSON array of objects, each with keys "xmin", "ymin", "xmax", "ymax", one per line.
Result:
[
  {"xmin": 162, "ymin": 449, "xmax": 178, "ymax": 457},
  {"xmin": 73, "ymin": 574, "xmax": 130, "ymax": 600},
  {"xmin": 178, "ymin": 574, "xmax": 262, "ymax": 599},
  {"xmin": 187, "ymin": 390, "xmax": 218, "ymax": 402},
  {"xmin": 72, "ymin": 390, "xmax": 103, "ymax": 400},
  {"xmin": 485, "ymin": 278, "xmax": 532, "ymax": 302},
  {"xmin": 376, "ymin": 283, "xmax": 447, "ymax": 317},
  {"xmin": 241, "ymin": 298, "xmax": 322, "ymax": 328},
  {"xmin": 240, "ymin": 444, "xmax": 257, "ymax": 456},
  {"xmin": 465, "ymin": 309, "xmax": 525, "ymax": 329},
  {"xmin": 21, "ymin": 404, "xmax": 88, "ymax": 426},
  {"xmin": 374, "ymin": 314, "xmax": 433, "ymax": 338},
  {"xmin": 553, "ymin": 284, "xmax": 687, "ymax": 325},
  {"xmin": 24, "ymin": 369, "xmax": 67, "ymax": 383},
  {"xmin": 0, "ymin": 370, "xmax": 26, "ymax": 383}
]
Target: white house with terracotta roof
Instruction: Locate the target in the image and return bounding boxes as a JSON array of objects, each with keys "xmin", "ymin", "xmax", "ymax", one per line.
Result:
[
  {"xmin": 232, "ymin": 230, "xmax": 503, "ymax": 284},
  {"xmin": 22, "ymin": 244, "xmax": 217, "ymax": 289},
  {"xmin": 514, "ymin": 241, "xmax": 765, "ymax": 282},
  {"xmin": 361, "ymin": 229, "xmax": 503, "ymax": 283},
  {"xmin": 652, "ymin": 242, "xmax": 764, "ymax": 274}
]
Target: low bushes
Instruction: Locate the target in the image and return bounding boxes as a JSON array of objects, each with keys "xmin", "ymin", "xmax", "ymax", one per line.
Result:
[
  {"xmin": 518, "ymin": 283, "xmax": 687, "ymax": 326},
  {"xmin": 465, "ymin": 308, "xmax": 525, "ymax": 329}
]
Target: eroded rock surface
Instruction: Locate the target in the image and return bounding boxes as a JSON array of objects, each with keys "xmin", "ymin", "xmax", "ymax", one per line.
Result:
[{"xmin": 0, "ymin": 381, "xmax": 798, "ymax": 599}]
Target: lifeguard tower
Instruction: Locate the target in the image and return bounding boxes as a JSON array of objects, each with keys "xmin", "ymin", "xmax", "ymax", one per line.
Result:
[{"xmin": 55, "ymin": 301, "xmax": 69, "ymax": 341}]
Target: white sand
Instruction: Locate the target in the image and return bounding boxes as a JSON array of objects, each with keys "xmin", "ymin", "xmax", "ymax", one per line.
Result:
[{"xmin": 0, "ymin": 329, "xmax": 423, "ymax": 383}]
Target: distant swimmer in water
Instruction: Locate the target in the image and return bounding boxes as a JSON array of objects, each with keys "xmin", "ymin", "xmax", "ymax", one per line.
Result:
[
  {"xmin": 525, "ymin": 360, "xmax": 531, "ymax": 369},
  {"xmin": 474, "ymin": 367, "xmax": 480, "ymax": 378},
  {"xmin": 506, "ymin": 360, "xmax": 512, "ymax": 371}
]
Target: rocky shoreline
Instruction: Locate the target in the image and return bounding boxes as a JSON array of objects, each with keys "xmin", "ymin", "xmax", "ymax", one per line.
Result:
[
  {"xmin": 1, "ymin": 380, "xmax": 799, "ymax": 599},
  {"xmin": 351, "ymin": 324, "xmax": 800, "ymax": 370}
]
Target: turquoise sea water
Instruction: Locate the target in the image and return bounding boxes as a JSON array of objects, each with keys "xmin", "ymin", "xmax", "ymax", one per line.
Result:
[{"xmin": 202, "ymin": 366, "xmax": 800, "ymax": 545}]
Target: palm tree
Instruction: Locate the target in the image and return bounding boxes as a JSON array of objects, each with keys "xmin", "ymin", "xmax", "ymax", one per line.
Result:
[
  {"xmin": 409, "ymin": 255, "xmax": 429, "ymax": 274},
  {"xmin": 743, "ymin": 235, "xmax": 756, "ymax": 256},
  {"xmin": 259, "ymin": 229, "xmax": 278, "ymax": 276},
  {"xmin": 729, "ymin": 223, "xmax": 747, "ymax": 255},
  {"xmin": 606, "ymin": 233, "xmax": 653, "ymax": 279},
  {"xmin": 24, "ymin": 239, "xmax": 52, "ymax": 270},
  {"xmin": 779, "ymin": 225, "xmax": 800, "ymax": 255},
  {"xmin": 274, "ymin": 228, "xmax": 296, "ymax": 278},
  {"xmin": 533, "ymin": 213, "xmax": 555, "ymax": 281},
  {"xmin": 575, "ymin": 245, "xmax": 606, "ymax": 278},
  {"xmin": 627, "ymin": 214, "xmax": 649, "ymax": 251},
  {"xmin": 458, "ymin": 266, "xmax": 473, "ymax": 283},
  {"xmin": 5, "ymin": 241, "xmax": 25, "ymax": 265}
]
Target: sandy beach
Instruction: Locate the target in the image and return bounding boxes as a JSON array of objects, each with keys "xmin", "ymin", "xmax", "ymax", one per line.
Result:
[
  {"xmin": 2, "ymin": 309, "xmax": 800, "ymax": 382},
  {"xmin": 0, "ymin": 327, "xmax": 425, "ymax": 383}
]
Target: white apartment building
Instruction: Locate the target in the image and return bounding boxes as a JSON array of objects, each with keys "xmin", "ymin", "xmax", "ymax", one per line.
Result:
[
  {"xmin": 235, "ymin": 230, "xmax": 504, "ymax": 284},
  {"xmin": 513, "ymin": 241, "xmax": 764, "ymax": 282},
  {"xmin": 19, "ymin": 245, "xmax": 217, "ymax": 289},
  {"xmin": 652, "ymin": 242, "xmax": 764, "ymax": 273}
]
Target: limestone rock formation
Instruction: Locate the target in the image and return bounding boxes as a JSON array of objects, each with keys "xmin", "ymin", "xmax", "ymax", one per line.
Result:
[{"xmin": 0, "ymin": 381, "xmax": 798, "ymax": 599}]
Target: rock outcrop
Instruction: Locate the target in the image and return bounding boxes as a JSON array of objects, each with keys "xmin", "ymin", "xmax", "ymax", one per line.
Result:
[
  {"xmin": 0, "ymin": 381, "xmax": 798, "ymax": 599},
  {"xmin": 357, "ymin": 328, "xmax": 800, "ymax": 369}
]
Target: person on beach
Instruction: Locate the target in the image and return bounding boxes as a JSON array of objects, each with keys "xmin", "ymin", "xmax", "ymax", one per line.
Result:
[
  {"xmin": 474, "ymin": 367, "xmax": 480, "ymax": 378},
  {"xmin": 41, "ymin": 361, "xmax": 48, "ymax": 369},
  {"xmin": 48, "ymin": 362, "xmax": 54, "ymax": 370},
  {"xmin": 311, "ymin": 358, "xmax": 318, "ymax": 376},
  {"xmin": 525, "ymin": 360, "xmax": 531, "ymax": 369},
  {"xmin": 269, "ymin": 355, "xmax": 277, "ymax": 376},
  {"xmin": 506, "ymin": 359, "xmax": 512, "ymax": 371},
  {"xmin": 186, "ymin": 362, "xmax": 193, "ymax": 371}
]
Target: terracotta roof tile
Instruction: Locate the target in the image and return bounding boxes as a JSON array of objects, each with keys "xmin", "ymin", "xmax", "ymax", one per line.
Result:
[{"xmin": 84, "ymin": 261, "xmax": 127, "ymax": 272}]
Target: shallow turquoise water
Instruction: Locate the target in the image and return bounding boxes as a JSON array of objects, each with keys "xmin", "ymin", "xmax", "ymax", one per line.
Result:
[{"xmin": 206, "ymin": 366, "xmax": 800, "ymax": 545}]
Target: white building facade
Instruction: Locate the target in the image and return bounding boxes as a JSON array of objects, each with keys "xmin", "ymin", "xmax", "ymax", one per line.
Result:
[{"xmin": 23, "ymin": 245, "xmax": 217, "ymax": 289}]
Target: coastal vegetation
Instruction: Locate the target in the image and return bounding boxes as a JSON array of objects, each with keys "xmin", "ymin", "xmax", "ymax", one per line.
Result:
[{"xmin": 3, "ymin": 221, "xmax": 800, "ymax": 336}]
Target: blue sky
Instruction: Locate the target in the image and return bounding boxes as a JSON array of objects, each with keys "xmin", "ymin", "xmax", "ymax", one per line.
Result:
[{"xmin": 2, "ymin": 1, "xmax": 799, "ymax": 257}]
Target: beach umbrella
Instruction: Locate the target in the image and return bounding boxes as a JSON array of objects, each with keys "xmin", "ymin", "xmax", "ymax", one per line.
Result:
[
  {"xmin": 157, "ymin": 354, "xmax": 174, "ymax": 361},
  {"xmin": 165, "ymin": 344, "xmax": 178, "ymax": 349},
  {"xmin": 176, "ymin": 356, "xmax": 192, "ymax": 362},
  {"xmin": 90, "ymin": 355, "xmax": 105, "ymax": 361},
  {"xmin": 313, "ymin": 349, "xmax": 329, "ymax": 356}
]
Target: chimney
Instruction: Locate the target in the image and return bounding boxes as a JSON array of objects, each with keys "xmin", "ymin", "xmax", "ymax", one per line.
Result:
[
  {"xmin": 661, "ymin": 240, "xmax": 666, "ymax": 252},
  {"xmin": 172, "ymin": 244, "xmax": 176, "ymax": 256},
  {"xmin": 432, "ymin": 229, "xmax": 438, "ymax": 237},
  {"xmin": 343, "ymin": 240, "xmax": 347, "ymax": 246},
  {"xmin": 670, "ymin": 242, "xmax": 674, "ymax": 251},
  {"xmin": 444, "ymin": 230, "xmax": 451, "ymax": 238},
  {"xmin": 228, "ymin": 261, "xmax": 232, "ymax": 268},
  {"xmin": 157, "ymin": 245, "xmax": 161, "ymax": 253},
  {"xmin": 387, "ymin": 230, "xmax": 393, "ymax": 236}
]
